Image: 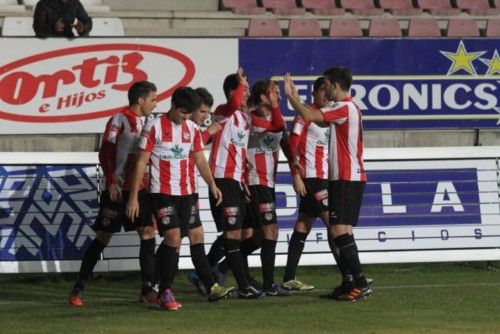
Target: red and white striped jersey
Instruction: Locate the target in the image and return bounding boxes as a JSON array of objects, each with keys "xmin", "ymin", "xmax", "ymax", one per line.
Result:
[
  {"xmin": 209, "ymin": 109, "xmax": 250, "ymax": 182},
  {"xmin": 247, "ymin": 126, "xmax": 283, "ymax": 187},
  {"xmin": 320, "ymin": 97, "xmax": 366, "ymax": 182},
  {"xmin": 99, "ymin": 107, "xmax": 153, "ymax": 191},
  {"xmin": 188, "ymin": 129, "xmax": 213, "ymax": 194},
  {"xmin": 140, "ymin": 115, "xmax": 204, "ymax": 195},
  {"xmin": 290, "ymin": 104, "xmax": 329, "ymax": 180},
  {"xmin": 210, "ymin": 83, "xmax": 286, "ymax": 183}
]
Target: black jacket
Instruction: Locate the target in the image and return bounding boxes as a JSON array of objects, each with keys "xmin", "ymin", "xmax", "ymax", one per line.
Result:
[{"xmin": 33, "ymin": 0, "xmax": 92, "ymax": 38}]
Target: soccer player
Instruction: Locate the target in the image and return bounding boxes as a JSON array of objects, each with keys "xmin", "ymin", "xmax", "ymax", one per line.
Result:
[
  {"xmin": 207, "ymin": 68, "xmax": 285, "ymax": 298},
  {"xmin": 281, "ymin": 77, "xmax": 330, "ymax": 292},
  {"xmin": 126, "ymin": 87, "xmax": 234, "ymax": 311},
  {"xmin": 245, "ymin": 79, "xmax": 291, "ymax": 296},
  {"xmin": 284, "ymin": 67, "xmax": 373, "ymax": 301},
  {"xmin": 69, "ymin": 81, "xmax": 158, "ymax": 307}
]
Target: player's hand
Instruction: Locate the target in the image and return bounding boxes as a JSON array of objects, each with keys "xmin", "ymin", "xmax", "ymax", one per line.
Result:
[
  {"xmin": 237, "ymin": 67, "xmax": 249, "ymax": 88},
  {"xmin": 210, "ymin": 183, "xmax": 223, "ymax": 206},
  {"xmin": 55, "ymin": 18, "xmax": 65, "ymax": 32},
  {"xmin": 207, "ymin": 121, "xmax": 222, "ymax": 136},
  {"xmin": 293, "ymin": 174, "xmax": 307, "ymax": 197},
  {"xmin": 243, "ymin": 183, "xmax": 251, "ymax": 203},
  {"xmin": 108, "ymin": 184, "xmax": 122, "ymax": 203},
  {"xmin": 73, "ymin": 20, "xmax": 84, "ymax": 33},
  {"xmin": 267, "ymin": 82, "xmax": 279, "ymax": 108},
  {"xmin": 125, "ymin": 197, "xmax": 139, "ymax": 223}
]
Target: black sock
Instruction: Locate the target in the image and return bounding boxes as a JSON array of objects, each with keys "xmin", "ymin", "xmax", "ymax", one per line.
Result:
[
  {"xmin": 75, "ymin": 238, "xmax": 107, "ymax": 290},
  {"xmin": 139, "ymin": 238, "xmax": 156, "ymax": 294},
  {"xmin": 224, "ymin": 238, "xmax": 249, "ymax": 290},
  {"xmin": 218, "ymin": 236, "xmax": 261, "ymax": 275},
  {"xmin": 327, "ymin": 233, "xmax": 351, "ymax": 282},
  {"xmin": 157, "ymin": 242, "xmax": 178, "ymax": 291},
  {"xmin": 190, "ymin": 243, "xmax": 215, "ymax": 289},
  {"xmin": 260, "ymin": 239, "xmax": 278, "ymax": 289},
  {"xmin": 335, "ymin": 234, "xmax": 367, "ymax": 288},
  {"xmin": 283, "ymin": 231, "xmax": 307, "ymax": 282},
  {"xmin": 207, "ymin": 234, "xmax": 225, "ymax": 267}
]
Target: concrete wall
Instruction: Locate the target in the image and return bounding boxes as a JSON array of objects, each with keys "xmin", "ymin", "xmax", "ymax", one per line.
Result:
[{"xmin": 102, "ymin": 0, "xmax": 219, "ymax": 12}]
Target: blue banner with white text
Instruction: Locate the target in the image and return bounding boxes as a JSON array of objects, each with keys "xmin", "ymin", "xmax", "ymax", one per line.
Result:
[{"xmin": 239, "ymin": 39, "xmax": 500, "ymax": 129}]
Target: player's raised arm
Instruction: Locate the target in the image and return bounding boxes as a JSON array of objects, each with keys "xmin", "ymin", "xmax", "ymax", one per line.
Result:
[{"xmin": 284, "ymin": 73, "xmax": 324, "ymax": 123}]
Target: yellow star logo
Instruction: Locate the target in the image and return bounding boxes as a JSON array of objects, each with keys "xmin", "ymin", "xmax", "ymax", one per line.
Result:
[
  {"xmin": 479, "ymin": 50, "xmax": 500, "ymax": 76},
  {"xmin": 440, "ymin": 40, "xmax": 486, "ymax": 76}
]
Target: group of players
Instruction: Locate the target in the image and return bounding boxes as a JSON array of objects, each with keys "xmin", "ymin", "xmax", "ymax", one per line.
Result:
[{"xmin": 68, "ymin": 65, "xmax": 373, "ymax": 311}]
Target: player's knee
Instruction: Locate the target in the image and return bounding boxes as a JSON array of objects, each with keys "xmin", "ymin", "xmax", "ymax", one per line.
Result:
[
  {"xmin": 137, "ymin": 226, "xmax": 155, "ymax": 240},
  {"xmin": 188, "ymin": 227, "xmax": 204, "ymax": 244},
  {"xmin": 163, "ymin": 230, "xmax": 181, "ymax": 248},
  {"xmin": 263, "ymin": 224, "xmax": 278, "ymax": 240}
]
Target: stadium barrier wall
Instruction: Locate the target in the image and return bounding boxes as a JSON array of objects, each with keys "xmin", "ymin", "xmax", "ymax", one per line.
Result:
[{"xmin": 1, "ymin": 147, "xmax": 499, "ymax": 273}]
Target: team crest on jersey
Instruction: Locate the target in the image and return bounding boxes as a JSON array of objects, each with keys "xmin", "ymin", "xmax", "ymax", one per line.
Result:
[
  {"xmin": 183, "ymin": 132, "xmax": 190, "ymax": 141},
  {"xmin": 316, "ymin": 128, "xmax": 330, "ymax": 145},
  {"xmin": 258, "ymin": 134, "xmax": 278, "ymax": 153},
  {"xmin": 230, "ymin": 131, "xmax": 247, "ymax": 148}
]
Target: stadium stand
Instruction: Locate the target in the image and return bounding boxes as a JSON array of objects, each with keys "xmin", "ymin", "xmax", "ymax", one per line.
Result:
[
  {"xmin": 339, "ymin": 0, "xmax": 384, "ymax": 16},
  {"xmin": 378, "ymin": 0, "xmax": 423, "ymax": 15},
  {"xmin": 288, "ymin": 18, "xmax": 322, "ymax": 37},
  {"xmin": 416, "ymin": 0, "xmax": 461, "ymax": 16},
  {"xmin": 23, "ymin": 0, "xmax": 110, "ymax": 13},
  {"xmin": 408, "ymin": 18, "xmax": 441, "ymax": 37},
  {"xmin": 247, "ymin": 17, "xmax": 283, "ymax": 36},
  {"xmin": 1, "ymin": 16, "xmax": 124, "ymax": 36},
  {"xmin": 261, "ymin": 0, "xmax": 306, "ymax": 15},
  {"xmin": 456, "ymin": 0, "xmax": 500, "ymax": 16},
  {"xmin": 0, "ymin": 0, "xmax": 25, "ymax": 12},
  {"xmin": 447, "ymin": 18, "xmax": 480, "ymax": 37},
  {"xmin": 220, "ymin": 0, "xmax": 266, "ymax": 14},
  {"xmin": 369, "ymin": 17, "xmax": 402, "ymax": 37},
  {"xmin": 299, "ymin": 0, "xmax": 345, "ymax": 16},
  {"xmin": 329, "ymin": 18, "xmax": 363, "ymax": 37},
  {"xmin": 485, "ymin": 18, "xmax": 500, "ymax": 37}
]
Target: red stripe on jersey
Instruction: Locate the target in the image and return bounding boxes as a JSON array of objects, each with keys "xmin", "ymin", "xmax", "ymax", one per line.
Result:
[
  {"xmin": 224, "ymin": 143, "xmax": 237, "ymax": 179},
  {"xmin": 188, "ymin": 156, "xmax": 196, "ymax": 193},
  {"xmin": 159, "ymin": 159, "xmax": 171, "ymax": 194},
  {"xmin": 180, "ymin": 158, "xmax": 188, "ymax": 195},
  {"xmin": 315, "ymin": 145, "xmax": 325, "ymax": 179},
  {"xmin": 209, "ymin": 122, "xmax": 224, "ymax": 174},
  {"xmin": 255, "ymin": 153, "xmax": 268, "ymax": 185},
  {"xmin": 182, "ymin": 123, "xmax": 190, "ymax": 143},
  {"xmin": 161, "ymin": 116, "xmax": 172, "ymax": 142}
]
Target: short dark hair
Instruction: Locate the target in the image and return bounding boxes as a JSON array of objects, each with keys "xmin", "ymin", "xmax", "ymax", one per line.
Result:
[
  {"xmin": 223, "ymin": 73, "xmax": 239, "ymax": 99},
  {"xmin": 171, "ymin": 87, "xmax": 200, "ymax": 114},
  {"xmin": 313, "ymin": 77, "xmax": 326, "ymax": 93},
  {"xmin": 128, "ymin": 81, "xmax": 157, "ymax": 106},
  {"xmin": 323, "ymin": 67, "xmax": 352, "ymax": 91},
  {"xmin": 195, "ymin": 87, "xmax": 214, "ymax": 107},
  {"xmin": 248, "ymin": 79, "xmax": 273, "ymax": 108}
]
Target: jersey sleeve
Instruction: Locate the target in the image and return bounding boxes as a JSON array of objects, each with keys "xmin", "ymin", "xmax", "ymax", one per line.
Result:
[
  {"xmin": 191, "ymin": 127, "xmax": 204, "ymax": 153},
  {"xmin": 139, "ymin": 120, "xmax": 157, "ymax": 153},
  {"xmin": 98, "ymin": 115, "xmax": 122, "ymax": 187},
  {"xmin": 251, "ymin": 106, "xmax": 286, "ymax": 133},
  {"xmin": 320, "ymin": 102, "xmax": 349, "ymax": 124}
]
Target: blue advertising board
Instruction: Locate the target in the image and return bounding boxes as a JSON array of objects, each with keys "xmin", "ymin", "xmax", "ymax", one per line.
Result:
[{"xmin": 239, "ymin": 39, "xmax": 500, "ymax": 129}]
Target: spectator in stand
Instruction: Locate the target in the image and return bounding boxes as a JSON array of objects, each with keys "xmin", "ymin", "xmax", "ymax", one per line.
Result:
[{"xmin": 33, "ymin": 0, "xmax": 92, "ymax": 38}]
